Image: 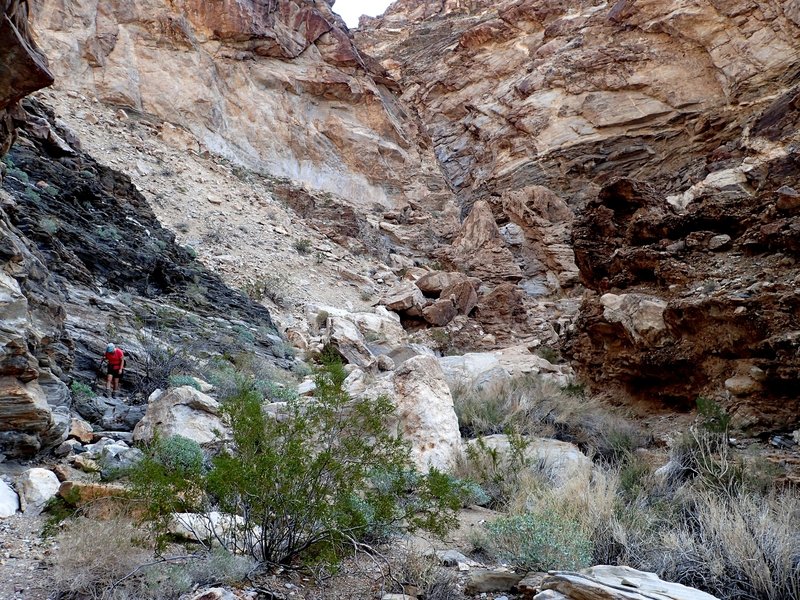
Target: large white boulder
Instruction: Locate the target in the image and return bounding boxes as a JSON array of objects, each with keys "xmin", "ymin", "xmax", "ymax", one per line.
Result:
[
  {"xmin": 536, "ymin": 565, "xmax": 720, "ymax": 600},
  {"xmin": 325, "ymin": 316, "xmax": 376, "ymax": 369},
  {"xmin": 17, "ymin": 468, "xmax": 60, "ymax": 514},
  {"xmin": 169, "ymin": 512, "xmax": 260, "ymax": 549},
  {"xmin": 467, "ymin": 434, "xmax": 591, "ymax": 487},
  {"xmin": 310, "ymin": 304, "xmax": 409, "ymax": 368},
  {"xmin": 0, "ymin": 479, "xmax": 19, "ymax": 518},
  {"xmin": 133, "ymin": 386, "xmax": 230, "ymax": 445},
  {"xmin": 357, "ymin": 355, "xmax": 462, "ymax": 472},
  {"xmin": 439, "ymin": 345, "xmax": 573, "ymax": 394}
]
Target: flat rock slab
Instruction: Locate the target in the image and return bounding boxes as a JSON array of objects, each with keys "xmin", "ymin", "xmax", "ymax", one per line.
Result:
[
  {"xmin": 465, "ymin": 569, "xmax": 524, "ymax": 594},
  {"xmin": 538, "ymin": 566, "xmax": 720, "ymax": 600}
]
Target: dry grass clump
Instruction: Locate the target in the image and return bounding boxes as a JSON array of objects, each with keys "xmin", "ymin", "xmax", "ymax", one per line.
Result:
[
  {"xmin": 50, "ymin": 517, "xmax": 153, "ymax": 599},
  {"xmin": 451, "ymin": 374, "xmax": 648, "ymax": 462},
  {"xmin": 50, "ymin": 515, "xmax": 255, "ymax": 599},
  {"xmin": 457, "ymin": 382, "xmax": 799, "ymax": 599},
  {"xmin": 391, "ymin": 551, "xmax": 464, "ymax": 600},
  {"xmin": 656, "ymin": 491, "xmax": 800, "ymax": 600}
]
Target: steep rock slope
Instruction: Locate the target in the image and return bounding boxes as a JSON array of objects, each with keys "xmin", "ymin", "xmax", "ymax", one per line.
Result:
[
  {"xmin": 1, "ymin": 95, "xmax": 283, "ymax": 457},
  {"xmin": 30, "ymin": 0, "xmax": 459, "ymax": 253},
  {"xmin": 359, "ymin": 0, "xmax": 800, "ymax": 432}
]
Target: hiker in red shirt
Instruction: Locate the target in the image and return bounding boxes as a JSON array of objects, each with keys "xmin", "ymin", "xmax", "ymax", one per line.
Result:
[{"xmin": 101, "ymin": 343, "xmax": 125, "ymax": 398}]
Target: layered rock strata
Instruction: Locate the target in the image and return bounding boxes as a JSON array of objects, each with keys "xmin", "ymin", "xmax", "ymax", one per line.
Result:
[
  {"xmin": 30, "ymin": 0, "xmax": 459, "ymax": 254},
  {"xmin": 359, "ymin": 0, "xmax": 799, "ymax": 209},
  {"xmin": 361, "ymin": 0, "xmax": 800, "ymax": 432}
]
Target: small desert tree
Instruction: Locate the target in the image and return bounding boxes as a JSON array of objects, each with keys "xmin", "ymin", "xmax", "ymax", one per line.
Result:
[{"xmin": 132, "ymin": 357, "xmax": 463, "ymax": 567}]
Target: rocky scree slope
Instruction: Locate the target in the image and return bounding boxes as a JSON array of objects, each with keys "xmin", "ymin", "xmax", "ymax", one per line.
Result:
[
  {"xmin": 1, "ymin": 91, "xmax": 284, "ymax": 457},
  {"xmin": 359, "ymin": 0, "xmax": 800, "ymax": 434},
  {"xmin": 30, "ymin": 0, "xmax": 461, "ymax": 259}
]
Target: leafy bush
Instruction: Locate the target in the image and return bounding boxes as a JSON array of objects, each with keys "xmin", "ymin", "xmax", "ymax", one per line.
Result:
[
  {"xmin": 70, "ymin": 380, "xmax": 94, "ymax": 400},
  {"xmin": 132, "ymin": 358, "xmax": 463, "ymax": 567},
  {"xmin": 696, "ymin": 396, "xmax": 731, "ymax": 434},
  {"xmin": 456, "ymin": 434, "xmax": 533, "ymax": 509},
  {"xmin": 152, "ymin": 435, "xmax": 205, "ymax": 474},
  {"xmin": 477, "ymin": 511, "xmax": 593, "ymax": 572}
]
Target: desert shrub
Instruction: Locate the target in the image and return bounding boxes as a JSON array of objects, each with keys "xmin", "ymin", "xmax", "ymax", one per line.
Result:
[
  {"xmin": 132, "ymin": 357, "xmax": 463, "ymax": 567},
  {"xmin": 38, "ymin": 216, "xmax": 59, "ymax": 233},
  {"xmin": 654, "ymin": 491, "xmax": 800, "ymax": 600},
  {"xmin": 455, "ymin": 434, "xmax": 533, "ymax": 509},
  {"xmin": 451, "ymin": 374, "xmax": 647, "ymax": 463},
  {"xmin": 451, "ymin": 382, "xmax": 511, "ymax": 438},
  {"xmin": 97, "ymin": 225, "xmax": 121, "ymax": 242},
  {"xmin": 168, "ymin": 374, "xmax": 202, "ymax": 390},
  {"xmin": 129, "ymin": 436, "xmax": 207, "ymax": 549},
  {"xmin": 392, "ymin": 551, "xmax": 464, "ymax": 600},
  {"xmin": 242, "ymin": 273, "xmax": 292, "ymax": 306},
  {"xmin": 477, "ymin": 511, "xmax": 593, "ymax": 572},
  {"xmin": 70, "ymin": 380, "xmax": 94, "ymax": 400},
  {"xmin": 695, "ymin": 396, "xmax": 731, "ymax": 434},
  {"xmin": 668, "ymin": 428, "xmax": 746, "ymax": 496},
  {"xmin": 536, "ymin": 346, "xmax": 560, "ymax": 363},
  {"xmin": 129, "ymin": 335, "xmax": 196, "ymax": 399},
  {"xmin": 6, "ymin": 165, "xmax": 29, "ymax": 183},
  {"xmin": 50, "ymin": 516, "xmax": 255, "ymax": 599},
  {"xmin": 293, "ymin": 238, "xmax": 312, "ymax": 254},
  {"xmin": 152, "ymin": 435, "xmax": 205, "ymax": 474}
]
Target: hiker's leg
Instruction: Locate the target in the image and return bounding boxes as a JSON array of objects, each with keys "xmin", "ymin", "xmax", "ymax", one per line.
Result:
[
  {"xmin": 106, "ymin": 374, "xmax": 113, "ymax": 391},
  {"xmin": 113, "ymin": 375, "xmax": 120, "ymax": 392}
]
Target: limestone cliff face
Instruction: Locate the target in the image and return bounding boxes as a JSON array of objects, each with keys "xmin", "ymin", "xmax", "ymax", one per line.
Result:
[
  {"xmin": 359, "ymin": 0, "xmax": 799, "ymax": 207},
  {"xmin": 360, "ymin": 0, "xmax": 800, "ymax": 432},
  {"xmin": 30, "ymin": 0, "xmax": 456, "ymax": 236}
]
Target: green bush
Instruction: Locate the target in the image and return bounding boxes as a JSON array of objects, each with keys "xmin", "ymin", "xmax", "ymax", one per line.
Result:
[
  {"xmin": 132, "ymin": 358, "xmax": 463, "ymax": 567},
  {"xmin": 696, "ymin": 396, "xmax": 731, "ymax": 434},
  {"xmin": 152, "ymin": 435, "xmax": 205, "ymax": 474},
  {"xmin": 478, "ymin": 511, "xmax": 593, "ymax": 572},
  {"xmin": 456, "ymin": 434, "xmax": 532, "ymax": 509},
  {"xmin": 70, "ymin": 380, "xmax": 94, "ymax": 400}
]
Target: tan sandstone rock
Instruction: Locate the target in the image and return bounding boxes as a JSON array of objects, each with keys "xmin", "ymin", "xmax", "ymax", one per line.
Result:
[
  {"xmin": 133, "ymin": 386, "xmax": 230, "ymax": 445},
  {"xmin": 358, "ymin": 355, "xmax": 462, "ymax": 472}
]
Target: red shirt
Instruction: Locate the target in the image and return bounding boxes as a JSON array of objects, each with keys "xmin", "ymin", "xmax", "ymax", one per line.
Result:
[{"xmin": 105, "ymin": 348, "xmax": 124, "ymax": 369}]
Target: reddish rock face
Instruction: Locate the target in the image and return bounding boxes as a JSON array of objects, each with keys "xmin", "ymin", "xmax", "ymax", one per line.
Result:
[
  {"xmin": 360, "ymin": 0, "xmax": 800, "ymax": 433},
  {"xmin": 0, "ymin": 0, "xmax": 53, "ymax": 153},
  {"xmin": 566, "ymin": 163, "xmax": 800, "ymax": 433}
]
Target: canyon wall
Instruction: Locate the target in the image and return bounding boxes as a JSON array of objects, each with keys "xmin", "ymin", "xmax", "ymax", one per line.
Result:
[
  {"xmin": 360, "ymin": 0, "xmax": 800, "ymax": 432},
  {"xmin": 30, "ymin": 0, "xmax": 456, "ymax": 233},
  {"xmin": 359, "ymin": 0, "xmax": 799, "ymax": 208}
]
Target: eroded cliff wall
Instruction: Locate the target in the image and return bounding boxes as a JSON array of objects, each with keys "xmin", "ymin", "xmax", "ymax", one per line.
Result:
[
  {"xmin": 359, "ymin": 0, "xmax": 800, "ymax": 432},
  {"xmin": 359, "ymin": 0, "xmax": 799, "ymax": 207},
  {"xmin": 30, "ymin": 0, "xmax": 455, "ymax": 224}
]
